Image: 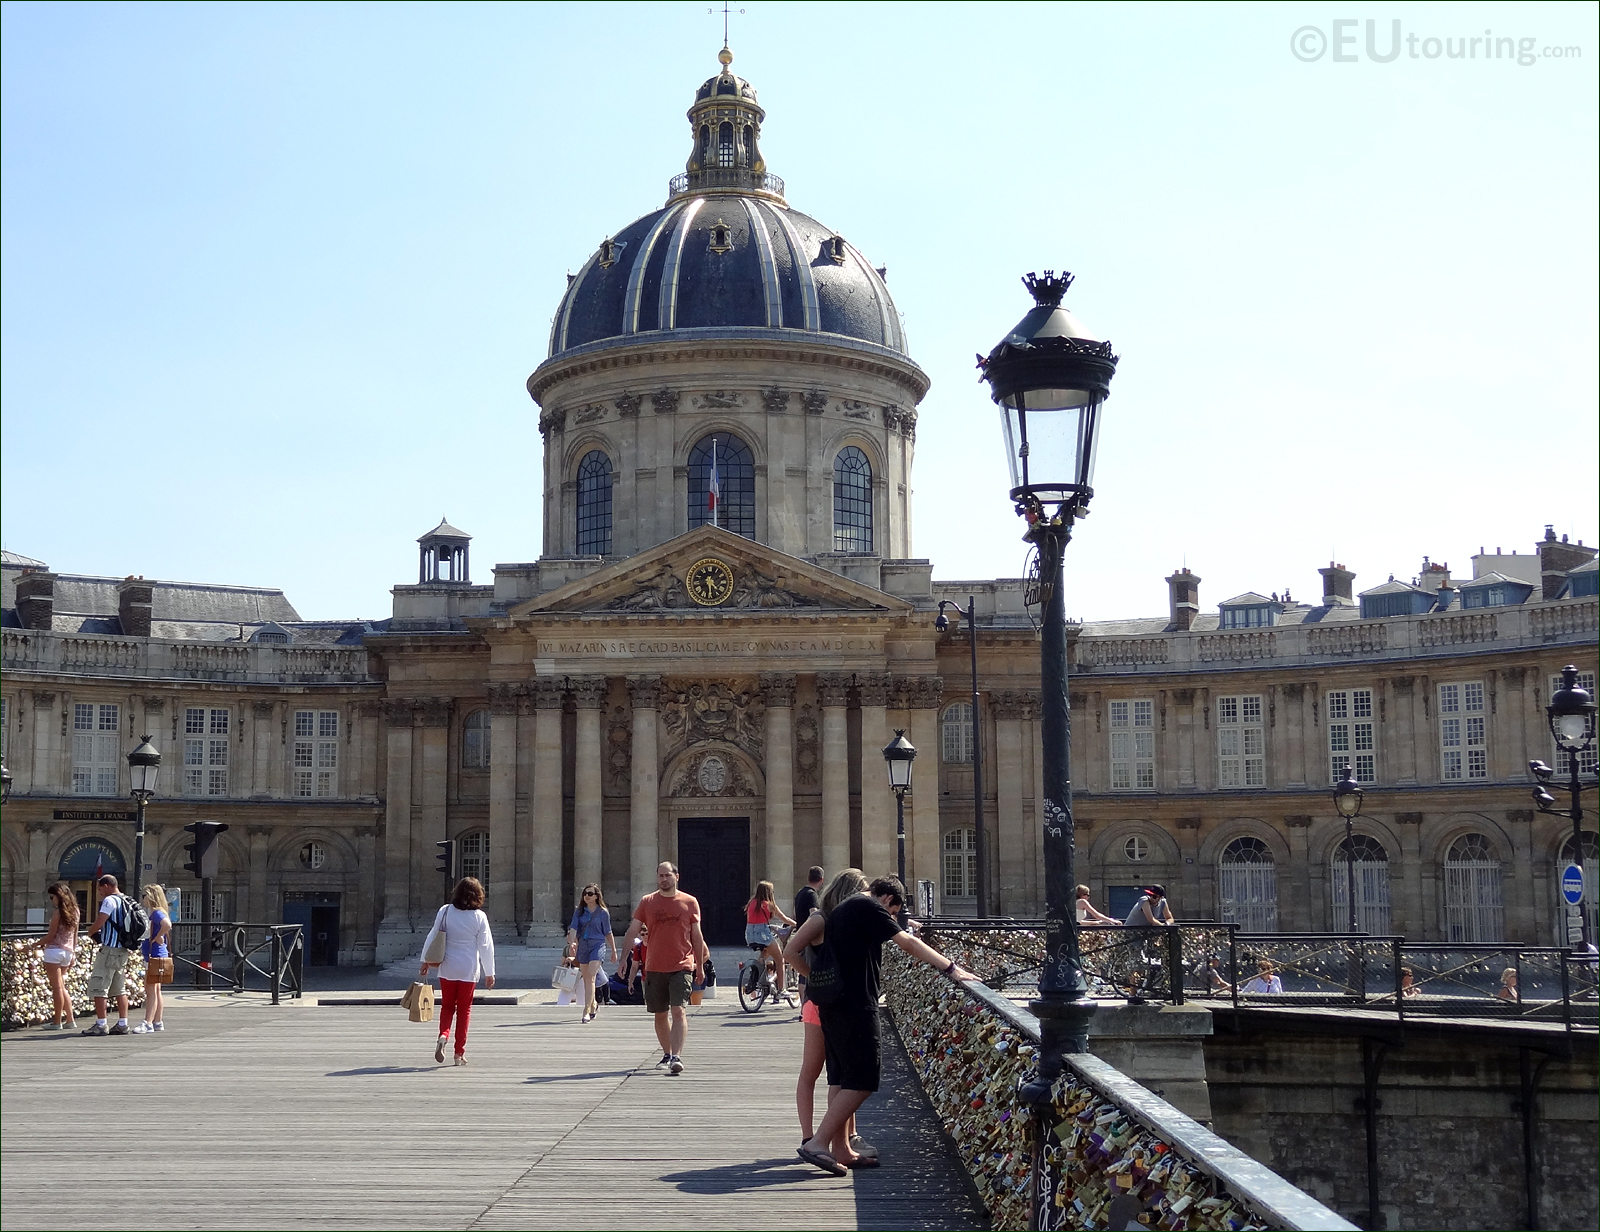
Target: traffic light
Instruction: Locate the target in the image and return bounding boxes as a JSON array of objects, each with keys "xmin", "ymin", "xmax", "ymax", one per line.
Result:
[
  {"xmin": 435, "ymin": 839, "xmax": 455, "ymax": 878},
  {"xmin": 183, "ymin": 821, "xmax": 229, "ymax": 878}
]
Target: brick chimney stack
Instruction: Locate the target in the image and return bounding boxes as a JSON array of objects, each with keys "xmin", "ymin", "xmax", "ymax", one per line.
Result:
[
  {"xmin": 117, "ymin": 577, "xmax": 154, "ymax": 637},
  {"xmin": 1538, "ymin": 525, "xmax": 1598, "ymax": 599},
  {"xmin": 1318, "ymin": 562, "xmax": 1355, "ymax": 606},
  {"xmin": 1166, "ymin": 568, "xmax": 1200, "ymax": 631},
  {"xmin": 13, "ymin": 571, "xmax": 56, "ymax": 631}
]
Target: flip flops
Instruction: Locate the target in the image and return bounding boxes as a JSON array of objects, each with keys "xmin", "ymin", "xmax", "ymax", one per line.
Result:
[{"xmin": 797, "ymin": 1144, "xmax": 847, "ymax": 1177}]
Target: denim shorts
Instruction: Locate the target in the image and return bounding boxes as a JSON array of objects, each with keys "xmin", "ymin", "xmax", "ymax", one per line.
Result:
[{"xmin": 744, "ymin": 923, "xmax": 775, "ymax": 947}]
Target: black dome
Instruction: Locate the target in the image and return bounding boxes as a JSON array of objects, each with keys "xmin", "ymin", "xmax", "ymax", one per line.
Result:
[{"xmin": 547, "ymin": 198, "xmax": 907, "ymax": 358}]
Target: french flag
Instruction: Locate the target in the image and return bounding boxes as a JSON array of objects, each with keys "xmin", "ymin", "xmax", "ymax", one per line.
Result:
[{"xmin": 707, "ymin": 438, "xmax": 720, "ymax": 527}]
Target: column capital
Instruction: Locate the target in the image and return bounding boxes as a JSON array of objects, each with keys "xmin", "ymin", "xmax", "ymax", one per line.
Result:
[
  {"xmin": 31, "ymin": 690, "xmax": 55, "ymax": 707},
  {"xmin": 532, "ymin": 678, "xmax": 567, "ymax": 710},
  {"xmin": 855, "ymin": 671, "xmax": 891, "ymax": 707},
  {"xmin": 816, "ymin": 672, "xmax": 853, "ymax": 708},
  {"xmin": 1284, "ymin": 814, "xmax": 1313, "ymax": 828},
  {"xmin": 141, "ymin": 695, "xmax": 166, "ymax": 713},
  {"xmin": 253, "ymin": 700, "xmax": 276, "ymax": 717},
  {"xmin": 382, "ymin": 699, "xmax": 417, "ymax": 728},
  {"xmin": 570, "ymin": 676, "xmax": 608, "ymax": 709},
  {"xmin": 992, "ymin": 688, "xmax": 1039, "ymax": 720},
  {"xmin": 627, "ymin": 674, "xmax": 663, "ymax": 708},
  {"xmin": 891, "ymin": 675, "xmax": 944, "ymax": 709},
  {"xmin": 488, "ymin": 682, "xmax": 523, "ymax": 715},
  {"xmin": 759, "ymin": 672, "xmax": 797, "ymax": 707},
  {"xmin": 415, "ymin": 697, "xmax": 453, "ymax": 727}
]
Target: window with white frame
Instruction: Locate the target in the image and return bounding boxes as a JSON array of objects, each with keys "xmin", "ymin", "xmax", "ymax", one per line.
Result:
[
  {"xmin": 292, "ymin": 710, "xmax": 339, "ymax": 797},
  {"xmin": 1551, "ymin": 670, "xmax": 1598, "ymax": 777},
  {"xmin": 1441, "ymin": 833, "xmax": 1503, "ymax": 942},
  {"xmin": 941, "ymin": 702, "xmax": 974, "ymax": 765},
  {"xmin": 942, "ymin": 828, "xmax": 976, "ymax": 898},
  {"xmin": 1217, "ymin": 695, "xmax": 1265, "ymax": 788},
  {"xmin": 183, "ymin": 707, "xmax": 230, "ymax": 796},
  {"xmin": 460, "ymin": 831, "xmax": 490, "ymax": 883},
  {"xmin": 1109, "ymin": 699, "xmax": 1155, "ymax": 790},
  {"xmin": 1218, "ymin": 836, "xmax": 1278, "ymax": 931},
  {"xmin": 1122, "ymin": 836, "xmax": 1150, "ymax": 863},
  {"xmin": 175, "ymin": 888, "xmax": 234, "ymax": 923},
  {"xmin": 1330, "ymin": 833, "xmax": 1391, "ymax": 933},
  {"xmin": 462, "ymin": 709, "xmax": 490, "ymax": 771},
  {"xmin": 1326, "ymin": 688, "xmax": 1375, "ymax": 784},
  {"xmin": 71, "ymin": 702, "xmax": 120, "ymax": 794},
  {"xmin": 1438, "ymin": 681, "xmax": 1487, "ymax": 781}
]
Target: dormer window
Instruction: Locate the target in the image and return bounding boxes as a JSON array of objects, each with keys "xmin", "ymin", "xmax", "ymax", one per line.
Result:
[
  {"xmin": 1217, "ymin": 592, "xmax": 1280, "ymax": 628},
  {"xmin": 827, "ymin": 235, "xmax": 846, "ymax": 264},
  {"xmin": 708, "ymin": 220, "xmax": 733, "ymax": 254},
  {"xmin": 597, "ymin": 237, "xmax": 621, "ymax": 269}
]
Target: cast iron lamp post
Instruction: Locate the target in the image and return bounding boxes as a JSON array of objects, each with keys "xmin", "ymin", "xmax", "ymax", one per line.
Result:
[
  {"xmin": 936, "ymin": 596, "xmax": 987, "ymax": 916},
  {"xmin": 1532, "ymin": 664, "xmax": 1596, "ymax": 952},
  {"xmin": 979, "ymin": 270, "xmax": 1117, "ymax": 1197},
  {"xmin": 127, "ymin": 736, "xmax": 161, "ymax": 897},
  {"xmin": 882, "ymin": 729, "xmax": 917, "ymax": 897},
  {"xmin": 1333, "ymin": 763, "xmax": 1364, "ymax": 934}
]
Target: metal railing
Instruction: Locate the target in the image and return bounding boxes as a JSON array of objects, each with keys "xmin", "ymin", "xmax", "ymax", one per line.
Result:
[{"xmin": 170, "ymin": 922, "xmax": 304, "ymax": 1002}]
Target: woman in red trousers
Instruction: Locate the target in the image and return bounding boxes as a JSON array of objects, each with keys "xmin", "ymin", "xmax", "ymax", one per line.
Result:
[{"xmin": 420, "ymin": 877, "xmax": 496, "ymax": 1065}]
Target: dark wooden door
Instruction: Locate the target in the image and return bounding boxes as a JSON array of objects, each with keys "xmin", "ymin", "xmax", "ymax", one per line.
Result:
[{"xmin": 676, "ymin": 817, "xmax": 750, "ymax": 945}]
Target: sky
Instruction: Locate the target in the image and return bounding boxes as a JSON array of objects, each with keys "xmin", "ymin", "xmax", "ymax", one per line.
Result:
[{"xmin": 2, "ymin": 1, "xmax": 1596, "ymax": 623}]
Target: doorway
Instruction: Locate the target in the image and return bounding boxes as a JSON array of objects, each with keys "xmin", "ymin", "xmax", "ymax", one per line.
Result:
[
  {"xmin": 282, "ymin": 892, "xmax": 341, "ymax": 966},
  {"xmin": 676, "ymin": 817, "xmax": 750, "ymax": 946}
]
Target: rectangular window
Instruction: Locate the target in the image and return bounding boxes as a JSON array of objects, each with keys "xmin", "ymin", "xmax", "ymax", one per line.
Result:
[
  {"xmin": 1552, "ymin": 671, "xmax": 1599, "ymax": 777},
  {"xmin": 460, "ymin": 832, "xmax": 490, "ymax": 883},
  {"xmin": 1217, "ymin": 695, "xmax": 1265, "ymax": 788},
  {"xmin": 182, "ymin": 707, "xmax": 230, "ymax": 796},
  {"xmin": 292, "ymin": 710, "xmax": 339, "ymax": 797},
  {"xmin": 1109, "ymin": 699, "xmax": 1155, "ymax": 790},
  {"xmin": 71, "ymin": 702, "xmax": 121, "ymax": 794},
  {"xmin": 1327, "ymin": 688, "xmax": 1376, "ymax": 784},
  {"xmin": 1439, "ymin": 681, "xmax": 1487, "ymax": 781},
  {"xmin": 942, "ymin": 829, "xmax": 976, "ymax": 898}
]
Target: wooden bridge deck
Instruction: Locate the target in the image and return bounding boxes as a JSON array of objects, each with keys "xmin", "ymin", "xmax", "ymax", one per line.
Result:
[{"xmin": 0, "ymin": 987, "xmax": 988, "ymax": 1231}]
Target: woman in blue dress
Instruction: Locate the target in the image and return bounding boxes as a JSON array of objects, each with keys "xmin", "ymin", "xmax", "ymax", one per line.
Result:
[
  {"xmin": 133, "ymin": 884, "xmax": 173, "ymax": 1033},
  {"xmin": 565, "ymin": 883, "xmax": 618, "ymax": 1023}
]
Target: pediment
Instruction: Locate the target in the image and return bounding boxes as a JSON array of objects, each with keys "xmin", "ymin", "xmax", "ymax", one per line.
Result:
[{"xmin": 506, "ymin": 526, "xmax": 912, "ymax": 618}]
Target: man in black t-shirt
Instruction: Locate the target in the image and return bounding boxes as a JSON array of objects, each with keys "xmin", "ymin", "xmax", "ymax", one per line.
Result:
[
  {"xmin": 784, "ymin": 875, "xmax": 974, "ymax": 1176},
  {"xmin": 793, "ymin": 866, "xmax": 823, "ymax": 926}
]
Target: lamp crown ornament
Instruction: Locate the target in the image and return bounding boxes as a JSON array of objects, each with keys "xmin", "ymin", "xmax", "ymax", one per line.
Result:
[{"xmin": 1022, "ymin": 270, "xmax": 1073, "ymax": 307}]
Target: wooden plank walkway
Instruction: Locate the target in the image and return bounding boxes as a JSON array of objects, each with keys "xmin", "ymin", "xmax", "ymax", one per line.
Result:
[{"xmin": 1, "ymin": 986, "xmax": 987, "ymax": 1230}]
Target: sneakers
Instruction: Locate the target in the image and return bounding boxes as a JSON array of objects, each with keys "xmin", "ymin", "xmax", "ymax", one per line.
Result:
[
  {"xmin": 108, "ymin": 1022, "xmax": 130, "ymax": 1035},
  {"xmin": 152, "ymin": 1022, "xmax": 163, "ymax": 1031},
  {"xmin": 40, "ymin": 1022, "xmax": 61, "ymax": 1031},
  {"xmin": 655, "ymin": 1053, "xmax": 672, "ymax": 1069},
  {"xmin": 131, "ymin": 1022, "xmax": 155, "ymax": 1034},
  {"xmin": 435, "ymin": 1036, "xmax": 448, "ymax": 1064},
  {"xmin": 80, "ymin": 1023, "xmax": 109, "ymax": 1036},
  {"xmin": 667, "ymin": 1055, "xmax": 684, "ymax": 1075},
  {"xmin": 453, "ymin": 1053, "xmax": 467, "ymax": 1066}
]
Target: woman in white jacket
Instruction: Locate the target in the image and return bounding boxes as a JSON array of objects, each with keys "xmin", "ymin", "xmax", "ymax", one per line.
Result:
[{"xmin": 420, "ymin": 877, "xmax": 496, "ymax": 1066}]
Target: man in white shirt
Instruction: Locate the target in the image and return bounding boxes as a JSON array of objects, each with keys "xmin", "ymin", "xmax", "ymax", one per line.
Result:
[{"xmin": 81, "ymin": 875, "xmax": 132, "ymax": 1036}]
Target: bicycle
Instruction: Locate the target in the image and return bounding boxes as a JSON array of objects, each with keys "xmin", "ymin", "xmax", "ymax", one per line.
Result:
[{"xmin": 738, "ymin": 926, "xmax": 798, "ymax": 1013}]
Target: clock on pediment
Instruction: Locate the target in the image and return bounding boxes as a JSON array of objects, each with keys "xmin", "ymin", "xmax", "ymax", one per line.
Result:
[{"xmin": 685, "ymin": 557, "xmax": 735, "ymax": 606}]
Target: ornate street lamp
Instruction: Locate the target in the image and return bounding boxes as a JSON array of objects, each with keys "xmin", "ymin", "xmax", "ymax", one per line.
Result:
[
  {"xmin": 936, "ymin": 597, "xmax": 987, "ymax": 916},
  {"xmin": 882, "ymin": 729, "xmax": 917, "ymax": 898},
  {"xmin": 979, "ymin": 269, "xmax": 1117, "ymax": 1203},
  {"xmin": 127, "ymin": 735, "xmax": 161, "ymax": 897},
  {"xmin": 1332, "ymin": 764, "xmax": 1365, "ymax": 934},
  {"xmin": 1533, "ymin": 665, "xmax": 1596, "ymax": 952}
]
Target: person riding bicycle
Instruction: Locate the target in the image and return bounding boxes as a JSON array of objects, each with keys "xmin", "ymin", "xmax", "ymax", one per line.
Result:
[{"xmin": 745, "ymin": 880, "xmax": 798, "ymax": 999}]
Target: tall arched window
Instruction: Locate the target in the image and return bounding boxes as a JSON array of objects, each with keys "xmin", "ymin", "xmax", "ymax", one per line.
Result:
[
  {"xmin": 1442, "ymin": 833, "xmax": 1503, "ymax": 942},
  {"xmin": 1558, "ymin": 831, "xmax": 1597, "ymax": 947},
  {"xmin": 832, "ymin": 446, "xmax": 873, "ymax": 553},
  {"xmin": 941, "ymin": 702, "xmax": 973, "ymax": 764},
  {"xmin": 462, "ymin": 709, "xmax": 490, "ymax": 771},
  {"xmin": 943, "ymin": 828, "xmax": 976, "ymax": 899},
  {"xmin": 687, "ymin": 434, "xmax": 754, "ymax": 538},
  {"xmin": 576, "ymin": 450, "xmax": 613, "ymax": 555},
  {"xmin": 1218, "ymin": 836, "xmax": 1278, "ymax": 931},
  {"xmin": 717, "ymin": 121, "xmax": 735, "ymax": 167},
  {"xmin": 459, "ymin": 830, "xmax": 490, "ymax": 884},
  {"xmin": 1331, "ymin": 834, "xmax": 1391, "ymax": 934}
]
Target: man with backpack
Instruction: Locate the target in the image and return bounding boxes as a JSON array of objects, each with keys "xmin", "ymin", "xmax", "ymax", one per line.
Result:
[{"xmin": 81, "ymin": 874, "xmax": 144, "ymax": 1036}]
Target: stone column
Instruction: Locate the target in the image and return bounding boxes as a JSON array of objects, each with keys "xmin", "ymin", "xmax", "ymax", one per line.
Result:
[
  {"xmin": 903, "ymin": 676, "xmax": 943, "ymax": 909},
  {"xmin": 993, "ymin": 689, "xmax": 1034, "ymax": 915},
  {"xmin": 572, "ymin": 676, "xmax": 607, "ymax": 893},
  {"xmin": 1284, "ymin": 815, "xmax": 1313, "ymax": 930},
  {"xmin": 627, "ymin": 676, "xmax": 662, "ymax": 910},
  {"xmin": 760, "ymin": 673, "xmax": 796, "ymax": 899},
  {"xmin": 1394, "ymin": 812, "xmax": 1424, "ymax": 937},
  {"xmin": 1176, "ymin": 817, "xmax": 1203, "ymax": 913},
  {"xmin": 27, "ymin": 822, "xmax": 50, "ymax": 904},
  {"xmin": 414, "ymin": 698, "xmax": 452, "ymax": 918},
  {"xmin": 352, "ymin": 825, "xmax": 378, "ymax": 965},
  {"xmin": 1194, "ymin": 688, "xmax": 1214, "ymax": 793},
  {"xmin": 1172, "ymin": 689, "xmax": 1197, "ymax": 789},
  {"xmin": 29, "ymin": 690, "xmax": 56, "ymax": 795},
  {"xmin": 487, "ymin": 683, "xmax": 521, "ymax": 939},
  {"xmin": 817, "ymin": 672, "xmax": 852, "ymax": 876},
  {"xmin": 377, "ymin": 699, "xmax": 415, "ymax": 954},
  {"xmin": 1280, "ymin": 684, "xmax": 1308, "ymax": 789},
  {"xmin": 247, "ymin": 826, "xmax": 272, "ymax": 922},
  {"xmin": 857, "ymin": 672, "xmax": 893, "ymax": 879},
  {"xmin": 1390, "ymin": 676, "xmax": 1418, "ymax": 784},
  {"xmin": 251, "ymin": 701, "xmax": 275, "ymax": 798},
  {"xmin": 529, "ymin": 679, "xmax": 566, "ymax": 940},
  {"xmin": 1503, "ymin": 809, "xmax": 1537, "ymax": 943}
]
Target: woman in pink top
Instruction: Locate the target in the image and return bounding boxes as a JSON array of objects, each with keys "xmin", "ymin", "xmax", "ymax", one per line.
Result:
[
  {"xmin": 38, "ymin": 882, "xmax": 80, "ymax": 1030},
  {"xmin": 744, "ymin": 880, "xmax": 797, "ymax": 997}
]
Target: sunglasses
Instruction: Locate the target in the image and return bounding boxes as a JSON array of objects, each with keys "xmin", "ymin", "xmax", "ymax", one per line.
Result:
[{"xmin": 583, "ymin": 891, "xmax": 598, "ymax": 897}]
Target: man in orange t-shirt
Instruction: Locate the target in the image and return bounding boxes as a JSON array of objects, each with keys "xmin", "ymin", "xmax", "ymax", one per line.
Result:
[{"xmin": 618, "ymin": 861, "xmax": 707, "ymax": 1075}]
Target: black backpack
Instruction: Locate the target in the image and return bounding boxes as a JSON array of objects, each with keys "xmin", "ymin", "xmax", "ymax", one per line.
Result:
[{"xmin": 114, "ymin": 894, "xmax": 150, "ymax": 948}]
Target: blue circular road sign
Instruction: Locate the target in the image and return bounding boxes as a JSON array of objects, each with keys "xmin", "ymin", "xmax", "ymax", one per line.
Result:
[{"xmin": 1560, "ymin": 863, "xmax": 1584, "ymax": 905}]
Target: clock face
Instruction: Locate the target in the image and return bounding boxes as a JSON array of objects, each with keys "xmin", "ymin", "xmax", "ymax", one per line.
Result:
[{"xmin": 686, "ymin": 557, "xmax": 735, "ymax": 606}]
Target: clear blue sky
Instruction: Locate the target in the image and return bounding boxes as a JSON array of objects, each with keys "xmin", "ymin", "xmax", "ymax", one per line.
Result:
[{"xmin": 3, "ymin": 2, "xmax": 1596, "ymax": 622}]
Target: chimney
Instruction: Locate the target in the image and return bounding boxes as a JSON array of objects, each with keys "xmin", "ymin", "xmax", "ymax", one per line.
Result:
[
  {"xmin": 1165, "ymin": 568, "xmax": 1200, "ymax": 631},
  {"xmin": 13, "ymin": 570, "xmax": 56, "ymax": 631},
  {"xmin": 117, "ymin": 577, "xmax": 154, "ymax": 638},
  {"xmin": 1538, "ymin": 526, "xmax": 1598, "ymax": 599},
  {"xmin": 1318, "ymin": 562, "xmax": 1355, "ymax": 606},
  {"xmin": 1419, "ymin": 556, "xmax": 1451, "ymax": 590}
]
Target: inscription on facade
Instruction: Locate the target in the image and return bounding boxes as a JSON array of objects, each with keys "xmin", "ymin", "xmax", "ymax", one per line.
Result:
[{"xmin": 541, "ymin": 636, "xmax": 878, "ymax": 657}]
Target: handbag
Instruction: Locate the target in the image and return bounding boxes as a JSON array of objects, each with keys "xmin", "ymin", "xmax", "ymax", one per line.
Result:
[
  {"xmin": 421, "ymin": 907, "xmax": 447, "ymax": 965},
  {"xmin": 551, "ymin": 963, "xmax": 581, "ymax": 994},
  {"xmin": 146, "ymin": 957, "xmax": 175, "ymax": 985},
  {"xmin": 804, "ymin": 938, "xmax": 844, "ymax": 1006},
  {"xmin": 400, "ymin": 981, "xmax": 435, "ymax": 1022}
]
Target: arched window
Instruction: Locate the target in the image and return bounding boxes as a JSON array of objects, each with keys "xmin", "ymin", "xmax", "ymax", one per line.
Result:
[
  {"xmin": 687, "ymin": 434, "xmax": 754, "ymax": 538},
  {"xmin": 832, "ymin": 446, "xmax": 873, "ymax": 553},
  {"xmin": 941, "ymin": 702, "xmax": 973, "ymax": 764},
  {"xmin": 1558, "ymin": 831, "xmax": 1597, "ymax": 948},
  {"xmin": 1122, "ymin": 836, "xmax": 1150, "ymax": 863},
  {"xmin": 576, "ymin": 450, "xmax": 613, "ymax": 555},
  {"xmin": 1442, "ymin": 833, "xmax": 1503, "ymax": 942},
  {"xmin": 943, "ymin": 828, "xmax": 976, "ymax": 899},
  {"xmin": 1218, "ymin": 837, "xmax": 1278, "ymax": 931},
  {"xmin": 717, "ymin": 121, "xmax": 735, "ymax": 167},
  {"xmin": 462, "ymin": 709, "xmax": 490, "ymax": 771},
  {"xmin": 1331, "ymin": 834, "xmax": 1391, "ymax": 934},
  {"xmin": 459, "ymin": 830, "xmax": 490, "ymax": 884}
]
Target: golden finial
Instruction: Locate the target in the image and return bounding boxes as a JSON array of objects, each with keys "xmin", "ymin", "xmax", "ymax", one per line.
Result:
[{"xmin": 718, "ymin": 44, "xmax": 733, "ymax": 69}]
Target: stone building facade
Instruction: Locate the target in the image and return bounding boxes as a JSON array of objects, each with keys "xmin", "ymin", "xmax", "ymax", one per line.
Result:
[{"xmin": 2, "ymin": 50, "xmax": 1595, "ymax": 962}]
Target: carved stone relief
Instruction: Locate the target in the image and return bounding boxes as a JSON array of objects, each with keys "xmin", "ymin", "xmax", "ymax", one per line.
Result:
[
  {"xmin": 795, "ymin": 705, "xmax": 820, "ymax": 788},
  {"xmin": 614, "ymin": 391, "xmax": 641, "ymax": 418},
  {"xmin": 761, "ymin": 387, "xmax": 788, "ymax": 414},
  {"xmin": 606, "ymin": 705, "xmax": 631, "ymax": 795},
  {"xmin": 668, "ymin": 749, "xmax": 756, "ymax": 798},
  {"xmin": 695, "ymin": 391, "xmax": 744, "ymax": 409},
  {"xmin": 802, "ymin": 388, "xmax": 828, "ymax": 415},
  {"xmin": 652, "ymin": 388, "xmax": 680, "ymax": 415},
  {"xmin": 661, "ymin": 680, "xmax": 765, "ymax": 763}
]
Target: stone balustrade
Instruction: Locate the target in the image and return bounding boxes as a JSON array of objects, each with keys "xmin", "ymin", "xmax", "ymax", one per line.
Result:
[{"xmin": 2, "ymin": 629, "xmax": 370, "ymax": 684}]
